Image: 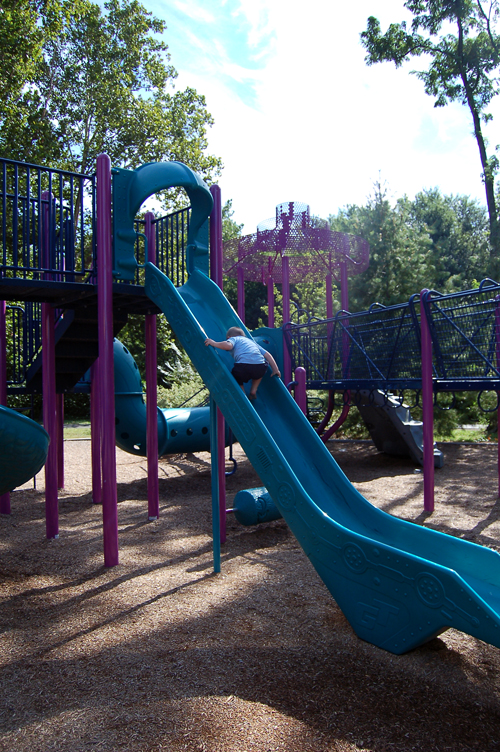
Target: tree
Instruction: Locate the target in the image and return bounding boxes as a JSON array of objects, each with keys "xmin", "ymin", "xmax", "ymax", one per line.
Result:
[
  {"xmin": 406, "ymin": 187, "xmax": 490, "ymax": 289},
  {"xmin": 1, "ymin": 0, "xmax": 222, "ymax": 204},
  {"xmin": 329, "ymin": 182, "xmax": 433, "ymax": 311},
  {"xmin": 361, "ymin": 1, "xmax": 500, "ymax": 269}
]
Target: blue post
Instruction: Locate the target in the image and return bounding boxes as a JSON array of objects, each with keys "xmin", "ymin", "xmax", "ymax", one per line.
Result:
[{"xmin": 210, "ymin": 395, "xmax": 221, "ymax": 573}]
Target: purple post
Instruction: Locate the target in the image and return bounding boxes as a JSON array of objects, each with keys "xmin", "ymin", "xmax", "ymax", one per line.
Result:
[
  {"xmin": 281, "ymin": 254, "xmax": 292, "ymax": 385},
  {"xmin": 97, "ymin": 153, "xmax": 118, "ymax": 566},
  {"xmin": 57, "ymin": 393, "xmax": 64, "ymax": 489},
  {"xmin": 90, "ymin": 360, "xmax": 102, "ymax": 504},
  {"xmin": 209, "ymin": 185, "xmax": 226, "ymax": 544},
  {"xmin": 42, "ymin": 302, "xmax": 58, "ymax": 536},
  {"xmin": 237, "ymin": 266, "xmax": 245, "ymax": 324},
  {"xmin": 267, "ymin": 275, "xmax": 274, "ymax": 328},
  {"xmin": 294, "ymin": 367, "xmax": 307, "ymax": 415},
  {"xmin": 326, "ymin": 273, "xmax": 333, "ymax": 320},
  {"xmin": 340, "ymin": 260, "xmax": 349, "ymax": 313},
  {"xmin": 0, "ymin": 300, "xmax": 10, "ymax": 514},
  {"xmin": 41, "ymin": 190, "xmax": 58, "ymax": 537},
  {"xmin": 209, "ymin": 185, "xmax": 223, "ymax": 289},
  {"xmin": 495, "ymin": 297, "xmax": 500, "ymax": 497},
  {"xmin": 145, "ymin": 212, "xmax": 159, "ymax": 520},
  {"xmin": 420, "ymin": 289, "xmax": 434, "ymax": 513}
]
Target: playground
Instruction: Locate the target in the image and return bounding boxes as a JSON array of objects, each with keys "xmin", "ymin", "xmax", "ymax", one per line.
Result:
[{"xmin": 2, "ymin": 438, "xmax": 500, "ymax": 752}]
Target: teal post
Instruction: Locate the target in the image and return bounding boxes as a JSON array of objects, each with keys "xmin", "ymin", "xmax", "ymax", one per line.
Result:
[{"xmin": 210, "ymin": 395, "xmax": 221, "ymax": 573}]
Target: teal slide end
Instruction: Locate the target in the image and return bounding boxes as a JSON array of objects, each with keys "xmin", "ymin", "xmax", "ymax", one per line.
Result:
[
  {"xmin": 145, "ymin": 260, "xmax": 500, "ymax": 655},
  {"xmin": 113, "ymin": 338, "xmax": 226, "ymax": 456},
  {"xmin": 0, "ymin": 405, "xmax": 49, "ymax": 495}
]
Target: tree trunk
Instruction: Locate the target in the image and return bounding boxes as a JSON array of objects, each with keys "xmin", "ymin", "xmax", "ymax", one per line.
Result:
[{"xmin": 457, "ymin": 14, "xmax": 500, "ymax": 275}]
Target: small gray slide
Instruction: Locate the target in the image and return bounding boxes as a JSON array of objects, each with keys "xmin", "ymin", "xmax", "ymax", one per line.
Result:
[{"xmin": 356, "ymin": 390, "xmax": 444, "ymax": 468}]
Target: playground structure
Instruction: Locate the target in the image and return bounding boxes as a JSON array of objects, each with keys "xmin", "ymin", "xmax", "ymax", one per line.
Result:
[
  {"xmin": 4, "ymin": 155, "xmax": 500, "ymax": 654},
  {"xmin": 222, "ymin": 201, "xmax": 444, "ymax": 468},
  {"xmin": 223, "ymin": 200, "xmax": 369, "ymax": 385}
]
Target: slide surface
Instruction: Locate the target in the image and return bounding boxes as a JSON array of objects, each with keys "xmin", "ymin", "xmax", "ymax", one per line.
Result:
[
  {"xmin": 0, "ymin": 405, "xmax": 49, "ymax": 495},
  {"xmin": 145, "ymin": 262, "xmax": 500, "ymax": 654}
]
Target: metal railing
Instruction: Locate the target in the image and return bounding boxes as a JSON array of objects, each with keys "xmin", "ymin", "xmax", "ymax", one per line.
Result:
[
  {"xmin": 285, "ymin": 281, "xmax": 500, "ymax": 392},
  {"xmin": 0, "ymin": 158, "xmax": 96, "ymax": 282}
]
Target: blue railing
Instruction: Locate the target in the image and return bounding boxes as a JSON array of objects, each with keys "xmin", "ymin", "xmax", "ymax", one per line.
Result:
[
  {"xmin": 285, "ymin": 281, "xmax": 500, "ymax": 391},
  {"xmin": 0, "ymin": 158, "xmax": 96, "ymax": 282},
  {"xmin": 132, "ymin": 207, "xmax": 190, "ymax": 287}
]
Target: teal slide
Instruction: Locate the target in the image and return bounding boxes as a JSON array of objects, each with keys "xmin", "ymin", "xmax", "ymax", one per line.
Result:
[
  {"xmin": 145, "ymin": 261, "xmax": 500, "ymax": 654},
  {"xmin": 0, "ymin": 405, "xmax": 49, "ymax": 495}
]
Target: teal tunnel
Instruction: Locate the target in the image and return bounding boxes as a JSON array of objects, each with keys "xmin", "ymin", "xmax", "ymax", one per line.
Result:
[{"xmin": 113, "ymin": 338, "xmax": 229, "ymax": 456}]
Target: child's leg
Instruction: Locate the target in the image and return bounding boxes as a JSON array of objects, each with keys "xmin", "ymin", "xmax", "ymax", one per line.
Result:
[{"xmin": 249, "ymin": 377, "xmax": 263, "ymax": 398}]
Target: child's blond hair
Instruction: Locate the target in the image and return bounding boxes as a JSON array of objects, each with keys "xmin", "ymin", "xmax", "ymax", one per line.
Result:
[{"xmin": 226, "ymin": 326, "xmax": 245, "ymax": 338}]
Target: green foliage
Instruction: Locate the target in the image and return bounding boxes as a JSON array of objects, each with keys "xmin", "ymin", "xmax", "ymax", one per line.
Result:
[
  {"xmin": 0, "ymin": 0, "xmax": 222, "ymax": 205},
  {"xmin": 222, "ymin": 200, "xmax": 244, "ymax": 244},
  {"xmin": 329, "ymin": 182, "xmax": 490, "ymax": 311},
  {"xmin": 361, "ymin": 1, "xmax": 500, "ymax": 263},
  {"xmin": 329, "ymin": 182, "xmax": 434, "ymax": 311}
]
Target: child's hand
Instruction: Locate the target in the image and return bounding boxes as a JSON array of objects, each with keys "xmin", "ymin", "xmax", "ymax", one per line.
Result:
[
  {"xmin": 272, "ymin": 369, "xmax": 281, "ymax": 378},
  {"xmin": 205, "ymin": 338, "xmax": 213, "ymax": 347}
]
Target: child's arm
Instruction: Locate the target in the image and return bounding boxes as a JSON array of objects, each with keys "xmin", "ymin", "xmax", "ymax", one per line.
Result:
[
  {"xmin": 205, "ymin": 338, "xmax": 234, "ymax": 351},
  {"xmin": 264, "ymin": 350, "xmax": 281, "ymax": 377}
]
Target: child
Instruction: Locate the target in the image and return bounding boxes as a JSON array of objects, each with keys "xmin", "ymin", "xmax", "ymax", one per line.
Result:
[{"xmin": 205, "ymin": 326, "xmax": 281, "ymax": 399}]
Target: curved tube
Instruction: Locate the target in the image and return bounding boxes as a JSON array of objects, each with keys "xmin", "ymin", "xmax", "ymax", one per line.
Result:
[
  {"xmin": 0, "ymin": 405, "xmax": 49, "ymax": 494},
  {"xmin": 113, "ymin": 338, "xmax": 227, "ymax": 457}
]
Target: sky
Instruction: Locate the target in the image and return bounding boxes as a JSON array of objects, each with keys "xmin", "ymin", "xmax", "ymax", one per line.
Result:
[{"xmin": 147, "ymin": 0, "xmax": 499, "ymax": 234}]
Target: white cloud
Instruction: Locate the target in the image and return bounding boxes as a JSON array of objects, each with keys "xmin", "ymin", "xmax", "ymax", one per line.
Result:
[{"xmin": 150, "ymin": 0, "xmax": 498, "ymax": 233}]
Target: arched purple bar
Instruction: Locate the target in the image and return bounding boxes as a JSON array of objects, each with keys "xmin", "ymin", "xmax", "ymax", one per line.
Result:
[
  {"xmin": 145, "ymin": 211, "xmax": 159, "ymax": 520},
  {"xmin": 420, "ymin": 289, "xmax": 435, "ymax": 513},
  {"xmin": 0, "ymin": 299, "xmax": 10, "ymax": 514},
  {"xmin": 97, "ymin": 154, "xmax": 119, "ymax": 566}
]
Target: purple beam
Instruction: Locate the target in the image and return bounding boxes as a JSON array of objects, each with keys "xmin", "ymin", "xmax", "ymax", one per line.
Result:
[
  {"xmin": 209, "ymin": 184, "xmax": 226, "ymax": 544},
  {"xmin": 294, "ymin": 367, "xmax": 307, "ymax": 415},
  {"xmin": 42, "ymin": 302, "xmax": 58, "ymax": 536},
  {"xmin": 90, "ymin": 360, "xmax": 102, "ymax": 505},
  {"xmin": 0, "ymin": 300, "xmax": 10, "ymax": 514},
  {"xmin": 237, "ymin": 266, "xmax": 245, "ymax": 324},
  {"xmin": 209, "ymin": 185, "xmax": 223, "ymax": 289},
  {"xmin": 267, "ymin": 275, "xmax": 274, "ymax": 328},
  {"xmin": 57, "ymin": 393, "xmax": 64, "ymax": 489},
  {"xmin": 495, "ymin": 297, "xmax": 500, "ymax": 497},
  {"xmin": 326, "ymin": 273, "xmax": 333, "ymax": 320},
  {"xmin": 340, "ymin": 260, "xmax": 349, "ymax": 313},
  {"xmin": 145, "ymin": 212, "xmax": 159, "ymax": 521},
  {"xmin": 41, "ymin": 191, "xmax": 58, "ymax": 537},
  {"xmin": 97, "ymin": 153, "xmax": 119, "ymax": 566},
  {"xmin": 281, "ymin": 255, "xmax": 291, "ymax": 385},
  {"xmin": 420, "ymin": 289, "xmax": 434, "ymax": 513}
]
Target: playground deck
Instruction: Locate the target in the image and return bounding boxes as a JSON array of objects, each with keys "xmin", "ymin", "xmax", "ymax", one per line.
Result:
[{"xmin": 1, "ymin": 439, "xmax": 500, "ymax": 752}]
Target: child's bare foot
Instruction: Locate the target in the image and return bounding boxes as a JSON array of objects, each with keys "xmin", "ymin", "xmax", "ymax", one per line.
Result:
[{"xmin": 248, "ymin": 393, "xmax": 257, "ymax": 400}]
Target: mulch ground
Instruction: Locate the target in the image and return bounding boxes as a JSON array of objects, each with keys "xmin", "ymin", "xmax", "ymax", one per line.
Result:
[{"xmin": 2, "ymin": 439, "xmax": 500, "ymax": 751}]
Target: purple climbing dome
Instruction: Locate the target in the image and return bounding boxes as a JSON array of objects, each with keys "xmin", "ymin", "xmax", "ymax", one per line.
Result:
[{"xmin": 223, "ymin": 201, "xmax": 370, "ymax": 284}]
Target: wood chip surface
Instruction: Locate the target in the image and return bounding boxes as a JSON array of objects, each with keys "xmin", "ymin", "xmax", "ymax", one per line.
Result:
[{"xmin": 1, "ymin": 440, "xmax": 500, "ymax": 751}]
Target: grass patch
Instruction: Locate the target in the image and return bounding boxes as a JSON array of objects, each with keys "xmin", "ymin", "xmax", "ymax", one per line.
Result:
[{"xmin": 64, "ymin": 421, "xmax": 91, "ymax": 439}]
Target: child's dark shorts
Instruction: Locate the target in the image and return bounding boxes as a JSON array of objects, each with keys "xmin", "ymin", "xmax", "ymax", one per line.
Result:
[{"xmin": 232, "ymin": 362, "xmax": 267, "ymax": 385}]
